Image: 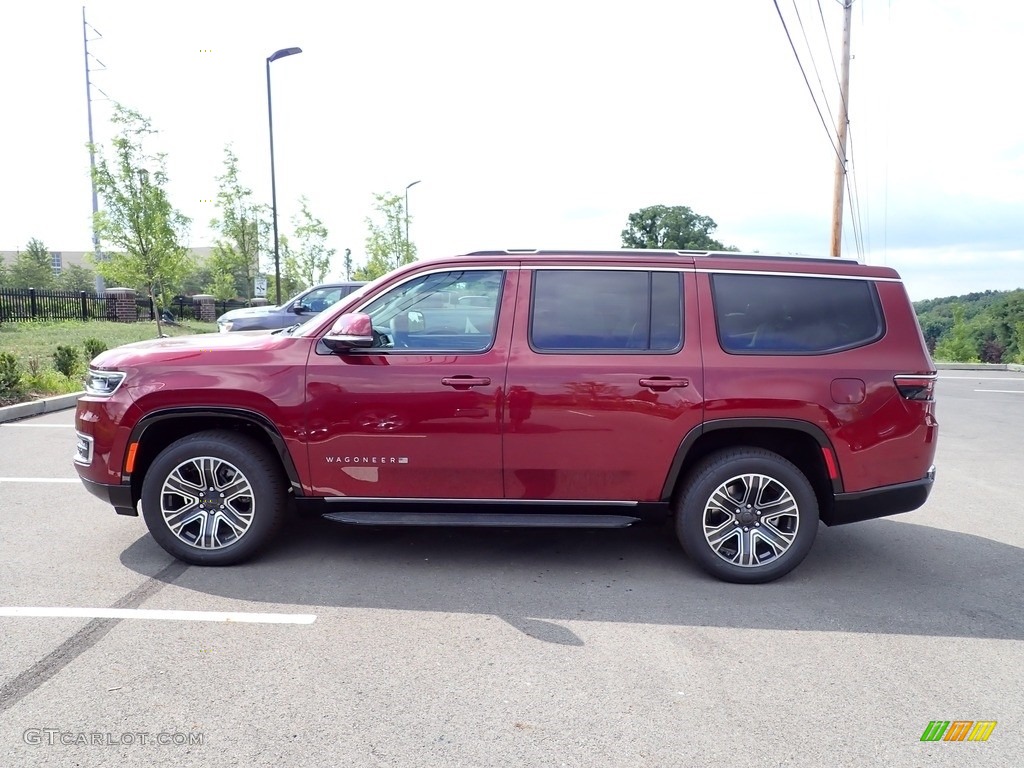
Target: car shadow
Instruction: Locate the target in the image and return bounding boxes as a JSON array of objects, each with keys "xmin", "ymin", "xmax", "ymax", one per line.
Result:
[{"xmin": 119, "ymin": 516, "xmax": 1024, "ymax": 645}]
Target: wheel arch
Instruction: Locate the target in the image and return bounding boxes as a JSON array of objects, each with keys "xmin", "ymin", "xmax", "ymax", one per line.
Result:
[
  {"xmin": 124, "ymin": 407, "xmax": 303, "ymax": 507},
  {"xmin": 661, "ymin": 418, "xmax": 841, "ymax": 514}
]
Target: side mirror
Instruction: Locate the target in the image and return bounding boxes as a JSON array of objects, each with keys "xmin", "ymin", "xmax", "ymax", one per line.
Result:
[
  {"xmin": 323, "ymin": 312, "xmax": 374, "ymax": 351},
  {"xmin": 290, "ymin": 301, "xmax": 307, "ymax": 315},
  {"xmin": 407, "ymin": 310, "xmax": 425, "ymax": 332}
]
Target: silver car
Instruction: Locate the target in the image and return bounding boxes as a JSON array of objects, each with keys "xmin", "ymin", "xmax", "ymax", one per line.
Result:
[{"xmin": 217, "ymin": 282, "xmax": 366, "ymax": 332}]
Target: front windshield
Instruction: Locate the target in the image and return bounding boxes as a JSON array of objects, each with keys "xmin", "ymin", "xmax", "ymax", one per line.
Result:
[{"xmin": 276, "ymin": 289, "xmax": 304, "ymax": 309}]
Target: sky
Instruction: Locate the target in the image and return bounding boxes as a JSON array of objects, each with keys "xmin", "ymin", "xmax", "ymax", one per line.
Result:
[{"xmin": 1, "ymin": 0, "xmax": 1022, "ymax": 301}]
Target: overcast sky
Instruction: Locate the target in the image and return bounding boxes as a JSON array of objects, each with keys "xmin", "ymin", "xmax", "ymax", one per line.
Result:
[{"xmin": 2, "ymin": 0, "xmax": 1021, "ymax": 301}]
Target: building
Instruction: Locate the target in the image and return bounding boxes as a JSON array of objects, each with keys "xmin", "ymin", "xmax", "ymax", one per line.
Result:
[{"xmin": 0, "ymin": 247, "xmax": 214, "ymax": 277}]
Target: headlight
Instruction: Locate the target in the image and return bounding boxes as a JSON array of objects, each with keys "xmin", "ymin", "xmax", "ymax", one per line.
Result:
[{"xmin": 84, "ymin": 369, "xmax": 126, "ymax": 397}]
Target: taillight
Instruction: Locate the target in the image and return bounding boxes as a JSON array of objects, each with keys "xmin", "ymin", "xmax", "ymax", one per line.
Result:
[{"xmin": 894, "ymin": 374, "xmax": 936, "ymax": 401}]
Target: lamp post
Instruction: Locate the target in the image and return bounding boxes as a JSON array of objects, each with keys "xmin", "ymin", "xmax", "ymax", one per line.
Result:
[
  {"xmin": 404, "ymin": 179, "xmax": 421, "ymax": 257},
  {"xmin": 266, "ymin": 46, "xmax": 302, "ymax": 305}
]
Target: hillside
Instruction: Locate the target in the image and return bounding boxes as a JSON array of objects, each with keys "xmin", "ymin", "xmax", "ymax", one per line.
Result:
[{"xmin": 914, "ymin": 289, "xmax": 1024, "ymax": 363}]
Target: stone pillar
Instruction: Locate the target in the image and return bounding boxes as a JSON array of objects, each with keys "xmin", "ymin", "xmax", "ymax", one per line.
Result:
[
  {"xmin": 104, "ymin": 288, "xmax": 138, "ymax": 323},
  {"xmin": 192, "ymin": 294, "xmax": 217, "ymax": 322},
  {"xmin": 251, "ymin": 298, "xmax": 270, "ymax": 307}
]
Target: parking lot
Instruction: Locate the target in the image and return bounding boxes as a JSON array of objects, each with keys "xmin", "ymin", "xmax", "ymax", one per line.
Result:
[{"xmin": 0, "ymin": 371, "xmax": 1021, "ymax": 767}]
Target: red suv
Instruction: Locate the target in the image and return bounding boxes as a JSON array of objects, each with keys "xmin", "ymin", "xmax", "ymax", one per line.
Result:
[{"xmin": 74, "ymin": 250, "xmax": 938, "ymax": 583}]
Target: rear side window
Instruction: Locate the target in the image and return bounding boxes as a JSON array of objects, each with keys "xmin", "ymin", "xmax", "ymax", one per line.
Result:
[
  {"xmin": 712, "ymin": 273, "xmax": 883, "ymax": 354},
  {"xmin": 530, "ymin": 270, "xmax": 682, "ymax": 353}
]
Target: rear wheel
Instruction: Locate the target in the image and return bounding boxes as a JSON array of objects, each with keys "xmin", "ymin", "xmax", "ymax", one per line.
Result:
[
  {"xmin": 675, "ymin": 448, "xmax": 819, "ymax": 583},
  {"xmin": 140, "ymin": 430, "xmax": 287, "ymax": 566}
]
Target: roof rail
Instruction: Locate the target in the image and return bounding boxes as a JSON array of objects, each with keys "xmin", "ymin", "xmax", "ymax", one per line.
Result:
[
  {"xmin": 459, "ymin": 248, "xmax": 860, "ymax": 263},
  {"xmin": 460, "ymin": 248, "xmax": 709, "ymax": 258}
]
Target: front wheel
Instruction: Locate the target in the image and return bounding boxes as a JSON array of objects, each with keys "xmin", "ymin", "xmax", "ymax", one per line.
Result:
[
  {"xmin": 675, "ymin": 448, "xmax": 819, "ymax": 584},
  {"xmin": 140, "ymin": 430, "xmax": 287, "ymax": 566}
]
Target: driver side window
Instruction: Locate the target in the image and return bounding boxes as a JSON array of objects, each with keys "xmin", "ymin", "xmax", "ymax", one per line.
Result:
[{"xmin": 360, "ymin": 270, "xmax": 504, "ymax": 352}]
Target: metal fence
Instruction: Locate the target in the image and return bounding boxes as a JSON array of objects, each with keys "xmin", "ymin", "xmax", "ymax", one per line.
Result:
[
  {"xmin": 0, "ymin": 288, "xmax": 106, "ymax": 322},
  {"xmin": 165, "ymin": 296, "xmax": 249, "ymax": 322},
  {"xmin": 0, "ymin": 288, "xmax": 251, "ymax": 324}
]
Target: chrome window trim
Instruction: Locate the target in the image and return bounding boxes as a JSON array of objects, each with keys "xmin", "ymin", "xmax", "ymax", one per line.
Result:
[{"xmin": 694, "ymin": 268, "xmax": 901, "ymax": 282}]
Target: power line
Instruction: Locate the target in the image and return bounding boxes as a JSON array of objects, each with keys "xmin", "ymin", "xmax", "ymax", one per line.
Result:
[
  {"xmin": 847, "ymin": 128, "xmax": 864, "ymax": 257},
  {"xmin": 846, "ymin": 124, "xmax": 867, "ymax": 261},
  {"xmin": 772, "ymin": 0, "xmax": 843, "ymax": 163},
  {"xmin": 817, "ymin": 0, "xmax": 843, "ymax": 94},
  {"xmin": 791, "ymin": 0, "xmax": 838, "ymax": 134}
]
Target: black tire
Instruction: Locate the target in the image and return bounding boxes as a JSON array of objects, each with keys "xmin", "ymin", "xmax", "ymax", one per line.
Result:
[
  {"xmin": 675, "ymin": 448, "xmax": 819, "ymax": 584},
  {"xmin": 140, "ymin": 430, "xmax": 287, "ymax": 566}
]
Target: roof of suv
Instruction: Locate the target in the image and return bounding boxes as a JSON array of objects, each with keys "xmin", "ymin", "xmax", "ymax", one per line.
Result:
[{"xmin": 451, "ymin": 249, "xmax": 900, "ymax": 278}]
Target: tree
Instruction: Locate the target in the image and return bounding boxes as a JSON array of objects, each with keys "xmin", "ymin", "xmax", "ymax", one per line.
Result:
[
  {"xmin": 55, "ymin": 264, "xmax": 97, "ymax": 293},
  {"xmin": 275, "ymin": 234, "xmax": 306, "ymax": 301},
  {"xmin": 0, "ymin": 259, "xmax": 8, "ymax": 287},
  {"xmin": 10, "ymin": 238, "xmax": 55, "ymax": 289},
  {"xmin": 208, "ymin": 272, "xmax": 238, "ymax": 302},
  {"xmin": 288, "ymin": 196, "xmax": 335, "ymax": 286},
  {"xmin": 254, "ymin": 214, "xmax": 301, "ymax": 303},
  {"xmin": 90, "ymin": 104, "xmax": 193, "ymax": 336},
  {"xmin": 934, "ymin": 305, "xmax": 979, "ymax": 362},
  {"xmin": 209, "ymin": 145, "xmax": 262, "ymax": 302},
  {"xmin": 180, "ymin": 263, "xmax": 214, "ymax": 296},
  {"xmin": 343, "ymin": 248, "xmax": 353, "ymax": 281},
  {"xmin": 621, "ymin": 204, "xmax": 736, "ymax": 251},
  {"xmin": 354, "ymin": 193, "xmax": 415, "ymax": 281},
  {"xmin": 916, "ymin": 288, "xmax": 1024, "ymax": 363}
]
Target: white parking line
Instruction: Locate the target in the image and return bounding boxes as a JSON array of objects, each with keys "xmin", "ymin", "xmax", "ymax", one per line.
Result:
[
  {"xmin": 0, "ymin": 478, "xmax": 80, "ymax": 483},
  {"xmin": 0, "ymin": 607, "xmax": 317, "ymax": 624},
  {"xmin": 974, "ymin": 389, "xmax": 1024, "ymax": 394}
]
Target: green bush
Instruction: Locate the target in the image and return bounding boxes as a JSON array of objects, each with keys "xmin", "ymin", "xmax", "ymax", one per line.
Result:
[
  {"xmin": 23, "ymin": 367, "xmax": 81, "ymax": 395},
  {"xmin": 0, "ymin": 352, "xmax": 22, "ymax": 395},
  {"xmin": 933, "ymin": 304, "xmax": 980, "ymax": 363},
  {"xmin": 53, "ymin": 345, "xmax": 81, "ymax": 378},
  {"xmin": 83, "ymin": 337, "xmax": 108, "ymax": 362}
]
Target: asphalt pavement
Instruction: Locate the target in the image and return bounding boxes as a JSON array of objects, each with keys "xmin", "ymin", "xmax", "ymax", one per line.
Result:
[{"xmin": 0, "ymin": 371, "xmax": 1021, "ymax": 767}]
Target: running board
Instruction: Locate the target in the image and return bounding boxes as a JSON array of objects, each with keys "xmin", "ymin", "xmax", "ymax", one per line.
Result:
[{"xmin": 321, "ymin": 511, "xmax": 641, "ymax": 528}]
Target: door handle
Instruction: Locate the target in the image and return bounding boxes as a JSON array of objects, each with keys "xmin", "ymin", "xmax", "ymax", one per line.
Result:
[
  {"xmin": 442, "ymin": 376, "xmax": 491, "ymax": 389},
  {"xmin": 639, "ymin": 376, "xmax": 689, "ymax": 391}
]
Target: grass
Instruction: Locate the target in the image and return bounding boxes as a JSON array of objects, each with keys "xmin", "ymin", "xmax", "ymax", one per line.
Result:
[{"xmin": 0, "ymin": 319, "xmax": 216, "ymax": 404}]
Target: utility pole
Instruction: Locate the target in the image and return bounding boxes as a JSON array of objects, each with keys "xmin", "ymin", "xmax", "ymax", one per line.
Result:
[
  {"xmin": 829, "ymin": 0, "xmax": 854, "ymax": 257},
  {"xmin": 83, "ymin": 7, "xmax": 105, "ymax": 290}
]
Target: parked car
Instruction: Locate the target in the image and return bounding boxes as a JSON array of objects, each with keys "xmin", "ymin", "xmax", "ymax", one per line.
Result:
[
  {"xmin": 216, "ymin": 282, "xmax": 366, "ymax": 332},
  {"xmin": 74, "ymin": 249, "xmax": 937, "ymax": 583}
]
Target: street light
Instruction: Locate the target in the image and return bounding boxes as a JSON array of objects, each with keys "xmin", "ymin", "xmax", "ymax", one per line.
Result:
[
  {"xmin": 266, "ymin": 46, "xmax": 302, "ymax": 305},
  {"xmin": 404, "ymin": 179, "xmax": 421, "ymax": 256}
]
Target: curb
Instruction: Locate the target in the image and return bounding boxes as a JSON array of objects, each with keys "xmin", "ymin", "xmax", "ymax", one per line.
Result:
[
  {"xmin": 935, "ymin": 363, "xmax": 1023, "ymax": 372},
  {"xmin": 0, "ymin": 392, "xmax": 84, "ymax": 425}
]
